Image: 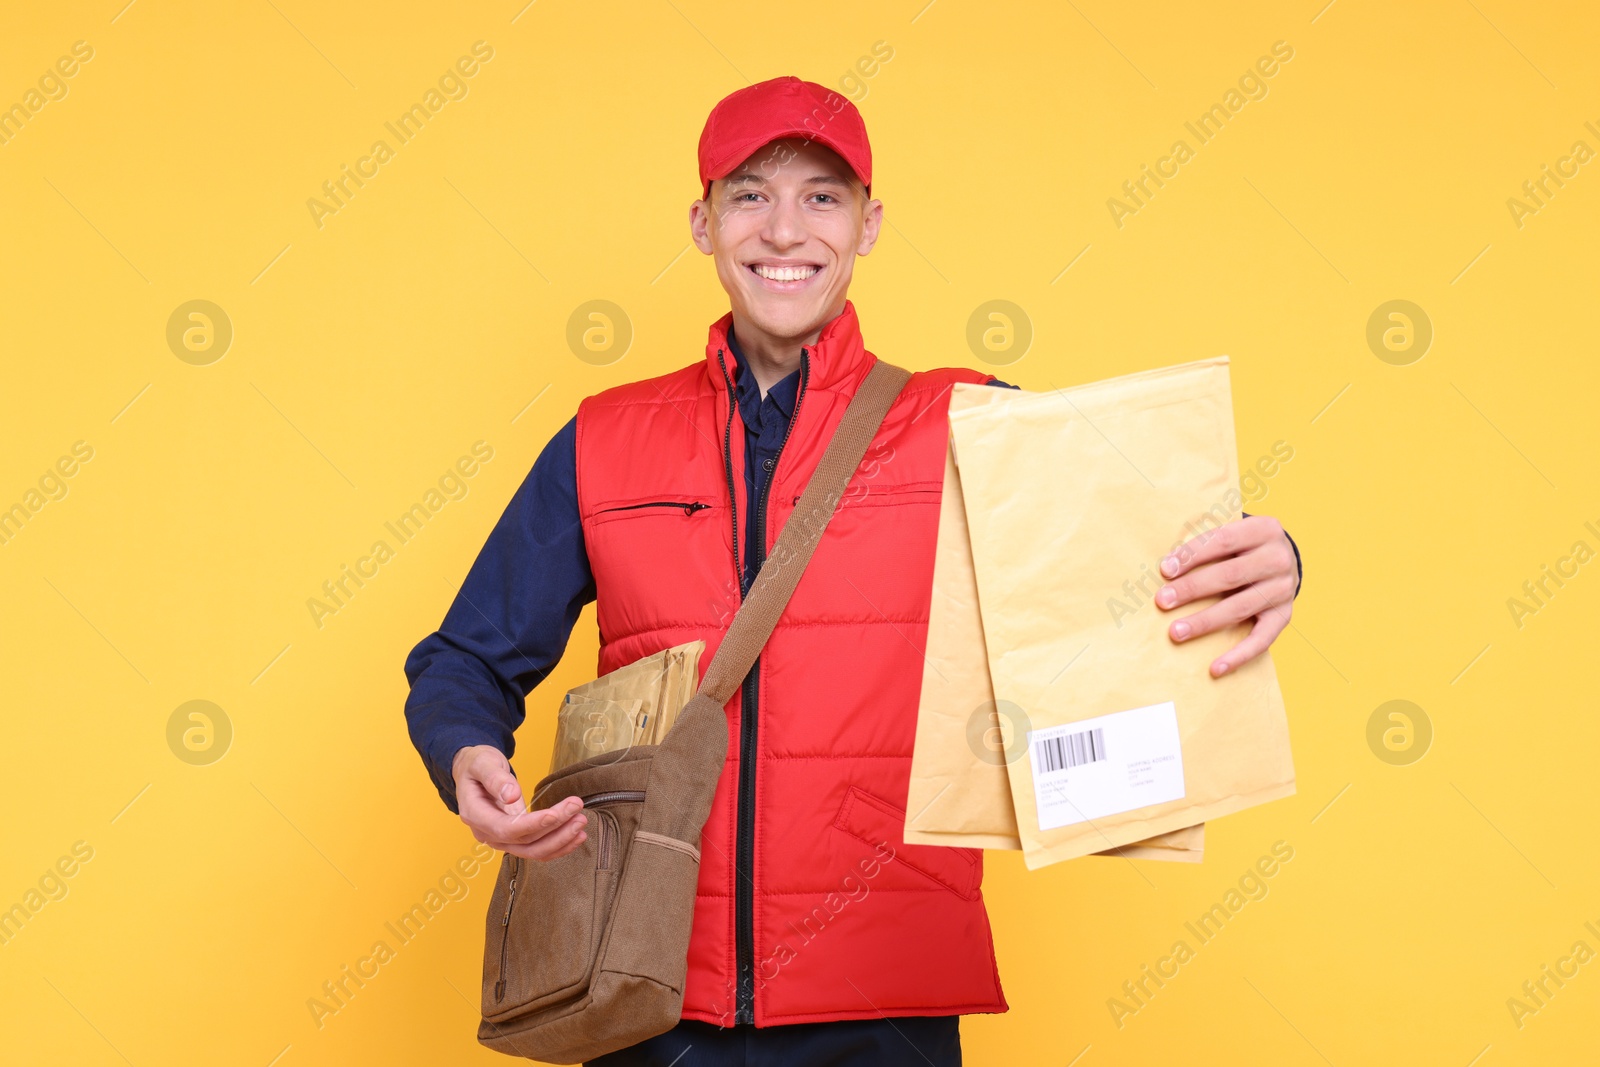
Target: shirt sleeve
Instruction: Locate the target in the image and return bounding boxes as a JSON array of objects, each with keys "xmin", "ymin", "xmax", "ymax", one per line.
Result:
[
  {"xmin": 402, "ymin": 414, "xmax": 596, "ymax": 813},
  {"xmin": 1284, "ymin": 525, "xmax": 1303, "ymax": 599}
]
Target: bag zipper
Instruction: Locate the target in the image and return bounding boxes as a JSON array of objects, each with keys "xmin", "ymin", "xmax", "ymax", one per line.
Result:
[
  {"xmin": 578, "ymin": 791, "xmax": 641, "ymax": 870},
  {"xmin": 598, "ymin": 501, "xmax": 711, "ymax": 515},
  {"xmin": 580, "ymin": 789, "xmax": 647, "ymax": 806},
  {"xmin": 491, "ymin": 789, "xmax": 645, "ymax": 1003},
  {"xmin": 494, "ymin": 856, "xmax": 520, "ymax": 1002},
  {"xmin": 732, "ymin": 348, "xmax": 810, "ymax": 1025}
]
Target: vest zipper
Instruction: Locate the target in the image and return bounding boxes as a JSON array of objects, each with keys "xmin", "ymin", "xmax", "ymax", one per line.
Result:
[
  {"xmin": 715, "ymin": 349, "xmax": 742, "ymax": 595},
  {"xmin": 597, "ymin": 501, "xmax": 711, "ymax": 515},
  {"xmin": 732, "ymin": 348, "xmax": 810, "ymax": 1025}
]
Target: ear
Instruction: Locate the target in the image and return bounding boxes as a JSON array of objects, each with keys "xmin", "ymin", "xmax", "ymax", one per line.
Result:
[
  {"xmin": 856, "ymin": 197, "xmax": 884, "ymax": 257},
  {"xmin": 689, "ymin": 195, "xmax": 716, "ymax": 255}
]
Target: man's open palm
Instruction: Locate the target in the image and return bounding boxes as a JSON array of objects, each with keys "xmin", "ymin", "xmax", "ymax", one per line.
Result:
[{"xmin": 453, "ymin": 744, "xmax": 589, "ymax": 861}]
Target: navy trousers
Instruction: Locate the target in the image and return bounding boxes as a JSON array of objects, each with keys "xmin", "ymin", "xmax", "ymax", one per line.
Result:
[{"xmin": 584, "ymin": 1016, "xmax": 962, "ymax": 1067}]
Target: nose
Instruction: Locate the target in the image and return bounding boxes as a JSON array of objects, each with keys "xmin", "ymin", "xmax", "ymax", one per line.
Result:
[{"xmin": 760, "ymin": 193, "xmax": 806, "ymax": 251}]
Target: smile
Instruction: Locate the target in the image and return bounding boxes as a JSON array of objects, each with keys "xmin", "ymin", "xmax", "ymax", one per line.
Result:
[{"xmin": 748, "ymin": 263, "xmax": 823, "ymax": 289}]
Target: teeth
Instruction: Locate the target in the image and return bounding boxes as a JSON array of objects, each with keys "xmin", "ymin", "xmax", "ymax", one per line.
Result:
[{"xmin": 753, "ymin": 264, "xmax": 819, "ymax": 282}]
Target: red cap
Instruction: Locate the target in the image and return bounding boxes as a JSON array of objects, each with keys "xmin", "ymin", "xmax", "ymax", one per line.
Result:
[{"xmin": 697, "ymin": 76, "xmax": 872, "ymax": 199}]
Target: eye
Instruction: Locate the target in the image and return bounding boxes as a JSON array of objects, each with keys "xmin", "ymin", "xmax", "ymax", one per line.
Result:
[{"xmin": 811, "ymin": 193, "xmax": 837, "ymax": 204}]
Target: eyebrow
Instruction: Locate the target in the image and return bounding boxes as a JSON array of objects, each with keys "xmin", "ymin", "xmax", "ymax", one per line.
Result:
[{"xmin": 721, "ymin": 173, "xmax": 856, "ymax": 190}]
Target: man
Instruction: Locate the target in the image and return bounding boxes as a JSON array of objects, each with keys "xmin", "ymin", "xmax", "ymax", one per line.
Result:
[{"xmin": 404, "ymin": 77, "xmax": 1302, "ymax": 1066}]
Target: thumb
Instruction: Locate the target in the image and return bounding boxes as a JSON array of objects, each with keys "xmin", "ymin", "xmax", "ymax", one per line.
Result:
[{"xmin": 491, "ymin": 769, "xmax": 523, "ymax": 813}]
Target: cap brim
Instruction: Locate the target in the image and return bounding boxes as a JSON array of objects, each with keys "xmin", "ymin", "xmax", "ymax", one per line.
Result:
[{"xmin": 702, "ymin": 125, "xmax": 869, "ymax": 197}]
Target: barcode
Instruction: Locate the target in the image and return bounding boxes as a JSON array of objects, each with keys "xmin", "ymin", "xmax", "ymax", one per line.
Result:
[{"xmin": 1034, "ymin": 727, "xmax": 1107, "ymax": 774}]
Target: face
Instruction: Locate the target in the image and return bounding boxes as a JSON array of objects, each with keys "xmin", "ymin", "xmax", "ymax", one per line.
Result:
[{"xmin": 690, "ymin": 138, "xmax": 882, "ymax": 347}]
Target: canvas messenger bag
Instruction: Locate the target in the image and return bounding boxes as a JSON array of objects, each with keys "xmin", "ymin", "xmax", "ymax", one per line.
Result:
[{"xmin": 476, "ymin": 359, "xmax": 914, "ymax": 1064}]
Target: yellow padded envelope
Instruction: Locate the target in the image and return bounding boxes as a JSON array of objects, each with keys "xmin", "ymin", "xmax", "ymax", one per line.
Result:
[
  {"xmin": 906, "ymin": 357, "xmax": 1295, "ymax": 870},
  {"xmin": 904, "ymin": 435, "xmax": 1205, "ymax": 862}
]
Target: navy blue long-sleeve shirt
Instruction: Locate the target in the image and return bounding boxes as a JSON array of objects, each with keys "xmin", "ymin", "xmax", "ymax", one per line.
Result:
[{"xmin": 403, "ymin": 335, "xmax": 1302, "ymax": 812}]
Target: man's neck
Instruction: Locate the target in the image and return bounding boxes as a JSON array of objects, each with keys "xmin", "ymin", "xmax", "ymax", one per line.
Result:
[{"xmin": 728, "ymin": 305, "xmax": 842, "ymax": 398}]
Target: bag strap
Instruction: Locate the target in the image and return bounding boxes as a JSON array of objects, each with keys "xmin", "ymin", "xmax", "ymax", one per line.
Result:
[
  {"xmin": 638, "ymin": 359, "xmax": 912, "ymax": 844},
  {"xmin": 696, "ymin": 358, "xmax": 913, "ymax": 704}
]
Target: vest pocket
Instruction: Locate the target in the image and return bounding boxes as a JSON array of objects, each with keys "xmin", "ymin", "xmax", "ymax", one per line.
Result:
[
  {"xmin": 590, "ymin": 498, "xmax": 717, "ymax": 528},
  {"xmin": 598, "ymin": 500, "xmax": 711, "ymax": 515},
  {"xmin": 832, "ymin": 785, "xmax": 981, "ymax": 900},
  {"xmin": 482, "ymin": 788, "xmax": 646, "ymax": 1023}
]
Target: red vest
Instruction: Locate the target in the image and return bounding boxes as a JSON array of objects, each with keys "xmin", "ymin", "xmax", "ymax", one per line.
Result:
[{"xmin": 574, "ymin": 302, "xmax": 1008, "ymax": 1026}]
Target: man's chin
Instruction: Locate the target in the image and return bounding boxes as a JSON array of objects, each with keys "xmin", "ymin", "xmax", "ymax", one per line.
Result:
[{"xmin": 732, "ymin": 298, "xmax": 838, "ymax": 347}]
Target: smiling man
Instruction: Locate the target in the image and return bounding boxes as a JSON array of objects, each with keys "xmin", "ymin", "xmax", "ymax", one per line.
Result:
[{"xmin": 404, "ymin": 77, "xmax": 1302, "ymax": 1066}]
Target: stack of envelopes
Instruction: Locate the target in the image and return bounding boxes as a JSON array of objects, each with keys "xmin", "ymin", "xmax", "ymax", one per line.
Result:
[
  {"xmin": 905, "ymin": 357, "xmax": 1296, "ymax": 870},
  {"xmin": 549, "ymin": 640, "xmax": 706, "ymax": 775}
]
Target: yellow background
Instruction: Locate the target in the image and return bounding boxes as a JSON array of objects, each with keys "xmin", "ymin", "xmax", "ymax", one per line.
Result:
[{"xmin": 2, "ymin": 0, "xmax": 1597, "ymax": 1063}]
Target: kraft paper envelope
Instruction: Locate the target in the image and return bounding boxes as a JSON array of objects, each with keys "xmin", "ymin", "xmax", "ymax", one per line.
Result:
[
  {"xmin": 911, "ymin": 356, "xmax": 1295, "ymax": 870},
  {"xmin": 904, "ymin": 434, "xmax": 1204, "ymax": 861},
  {"xmin": 549, "ymin": 698, "xmax": 645, "ymax": 776},
  {"xmin": 549, "ymin": 640, "xmax": 706, "ymax": 774}
]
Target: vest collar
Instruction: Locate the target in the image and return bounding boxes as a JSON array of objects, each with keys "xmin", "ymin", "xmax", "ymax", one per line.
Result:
[{"xmin": 705, "ymin": 301, "xmax": 871, "ymax": 395}]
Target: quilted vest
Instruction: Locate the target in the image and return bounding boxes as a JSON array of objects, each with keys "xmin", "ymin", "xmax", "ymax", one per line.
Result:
[{"xmin": 573, "ymin": 301, "xmax": 1009, "ymax": 1026}]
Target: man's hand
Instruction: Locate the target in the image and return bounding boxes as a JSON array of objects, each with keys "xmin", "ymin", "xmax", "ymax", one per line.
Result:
[
  {"xmin": 1157, "ymin": 514, "xmax": 1297, "ymax": 678},
  {"xmin": 452, "ymin": 744, "xmax": 588, "ymax": 861}
]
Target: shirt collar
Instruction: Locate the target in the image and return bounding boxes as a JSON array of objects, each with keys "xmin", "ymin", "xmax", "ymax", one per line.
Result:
[
  {"xmin": 727, "ymin": 324, "xmax": 799, "ymax": 422},
  {"xmin": 705, "ymin": 300, "xmax": 872, "ymax": 400}
]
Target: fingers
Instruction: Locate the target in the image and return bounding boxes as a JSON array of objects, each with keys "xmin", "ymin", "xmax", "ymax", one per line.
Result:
[
  {"xmin": 487, "ymin": 766, "xmax": 523, "ymax": 814},
  {"xmin": 451, "ymin": 745, "xmax": 593, "ymax": 862},
  {"xmin": 464, "ymin": 792, "xmax": 588, "ymax": 852},
  {"xmin": 1166, "ymin": 575, "xmax": 1295, "ymax": 650},
  {"xmin": 1152, "ymin": 515, "xmax": 1299, "ymax": 678},
  {"xmin": 464, "ymin": 802, "xmax": 589, "ymax": 860},
  {"xmin": 1162, "ymin": 515, "xmax": 1285, "ymax": 580},
  {"xmin": 503, "ymin": 796, "xmax": 588, "ymax": 847},
  {"xmin": 475, "ymin": 772, "xmax": 523, "ymax": 820},
  {"xmin": 501, "ymin": 811, "xmax": 590, "ymax": 862},
  {"xmin": 1158, "ymin": 541, "xmax": 1289, "ymax": 609},
  {"xmin": 1207, "ymin": 601, "xmax": 1292, "ymax": 677},
  {"xmin": 451, "ymin": 744, "xmax": 522, "ymax": 816}
]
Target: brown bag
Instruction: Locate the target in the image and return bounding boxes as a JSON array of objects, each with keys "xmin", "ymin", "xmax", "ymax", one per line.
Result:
[{"xmin": 477, "ymin": 360, "xmax": 914, "ymax": 1064}]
